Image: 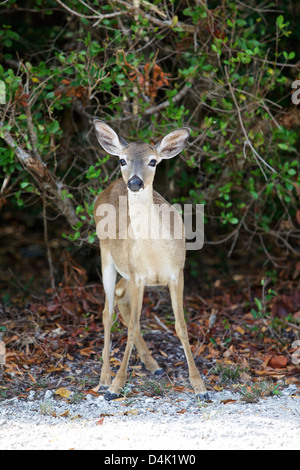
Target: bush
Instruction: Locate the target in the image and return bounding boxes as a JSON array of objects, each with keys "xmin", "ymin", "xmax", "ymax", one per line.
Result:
[{"xmin": 0, "ymin": 0, "xmax": 299, "ymax": 270}]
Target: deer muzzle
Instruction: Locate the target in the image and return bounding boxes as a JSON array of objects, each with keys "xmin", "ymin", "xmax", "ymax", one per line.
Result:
[{"xmin": 127, "ymin": 175, "xmax": 144, "ymax": 192}]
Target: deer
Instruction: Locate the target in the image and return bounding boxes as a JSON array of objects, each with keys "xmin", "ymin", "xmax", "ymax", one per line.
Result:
[{"xmin": 93, "ymin": 120, "xmax": 209, "ymax": 401}]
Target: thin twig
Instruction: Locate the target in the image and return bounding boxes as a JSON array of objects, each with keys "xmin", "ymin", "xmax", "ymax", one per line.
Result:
[
  {"xmin": 286, "ymin": 321, "xmax": 300, "ymax": 332},
  {"xmin": 43, "ymin": 192, "xmax": 56, "ymax": 291},
  {"xmin": 56, "ymin": 0, "xmax": 122, "ymax": 20},
  {"xmin": 224, "ymin": 67, "xmax": 276, "ymax": 180},
  {"xmin": 153, "ymin": 314, "xmax": 172, "ymax": 333}
]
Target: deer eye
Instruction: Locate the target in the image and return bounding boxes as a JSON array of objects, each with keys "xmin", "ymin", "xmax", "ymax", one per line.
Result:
[
  {"xmin": 120, "ymin": 159, "xmax": 127, "ymax": 167},
  {"xmin": 148, "ymin": 159, "xmax": 157, "ymax": 167}
]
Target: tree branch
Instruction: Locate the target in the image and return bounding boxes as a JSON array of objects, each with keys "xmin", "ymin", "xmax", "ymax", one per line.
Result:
[
  {"xmin": 115, "ymin": 0, "xmax": 196, "ymax": 33},
  {"xmin": 143, "ymin": 82, "xmax": 193, "ymax": 116},
  {"xmin": 0, "ymin": 121, "xmax": 80, "ymax": 227},
  {"xmin": 56, "ymin": 0, "xmax": 197, "ymax": 33},
  {"xmin": 56, "ymin": 0, "xmax": 131, "ymax": 25}
]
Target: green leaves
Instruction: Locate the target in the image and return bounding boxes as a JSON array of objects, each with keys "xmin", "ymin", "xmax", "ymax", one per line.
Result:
[
  {"xmin": 276, "ymin": 15, "xmax": 291, "ymax": 36},
  {"xmin": 0, "ymin": 1, "xmax": 298, "ymax": 262},
  {"xmin": 48, "ymin": 120, "xmax": 60, "ymax": 135},
  {"xmin": 276, "ymin": 15, "xmax": 285, "ymax": 28},
  {"xmin": 0, "ymin": 25, "xmax": 20, "ymax": 48},
  {"xmin": 183, "ymin": 5, "xmax": 207, "ymax": 23}
]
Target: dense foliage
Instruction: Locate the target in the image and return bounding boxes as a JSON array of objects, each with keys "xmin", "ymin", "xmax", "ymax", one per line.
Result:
[{"xmin": 0, "ymin": 0, "xmax": 299, "ymax": 272}]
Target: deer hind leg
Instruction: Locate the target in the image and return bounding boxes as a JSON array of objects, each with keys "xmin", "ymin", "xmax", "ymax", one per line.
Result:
[
  {"xmin": 168, "ymin": 271, "xmax": 209, "ymax": 400},
  {"xmin": 97, "ymin": 258, "xmax": 117, "ymax": 390},
  {"xmin": 115, "ymin": 278, "xmax": 162, "ymax": 376}
]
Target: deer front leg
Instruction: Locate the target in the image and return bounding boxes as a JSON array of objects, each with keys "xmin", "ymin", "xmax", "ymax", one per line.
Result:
[
  {"xmin": 105, "ymin": 279, "xmax": 145, "ymax": 401},
  {"xmin": 94, "ymin": 256, "xmax": 117, "ymax": 391},
  {"xmin": 169, "ymin": 271, "xmax": 209, "ymax": 400},
  {"xmin": 98, "ymin": 298, "xmax": 113, "ymax": 388}
]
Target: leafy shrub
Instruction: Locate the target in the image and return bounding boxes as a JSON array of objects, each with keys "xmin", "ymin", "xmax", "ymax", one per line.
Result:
[{"xmin": 0, "ymin": 0, "xmax": 299, "ymax": 270}]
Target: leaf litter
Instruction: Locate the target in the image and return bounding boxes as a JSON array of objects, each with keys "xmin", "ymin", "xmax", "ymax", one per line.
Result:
[{"xmin": 1, "ymin": 273, "xmax": 300, "ymax": 401}]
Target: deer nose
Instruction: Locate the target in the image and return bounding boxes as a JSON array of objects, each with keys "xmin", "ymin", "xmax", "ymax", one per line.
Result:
[{"xmin": 127, "ymin": 175, "xmax": 144, "ymax": 192}]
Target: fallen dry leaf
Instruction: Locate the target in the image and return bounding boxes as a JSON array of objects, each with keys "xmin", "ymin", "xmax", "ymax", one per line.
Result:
[
  {"xmin": 235, "ymin": 325, "xmax": 245, "ymax": 335},
  {"xmin": 55, "ymin": 387, "xmax": 71, "ymax": 398},
  {"xmin": 174, "ymin": 361, "xmax": 185, "ymax": 367},
  {"xmin": 264, "ymin": 355, "xmax": 288, "ymax": 369},
  {"xmin": 28, "ymin": 373, "xmax": 36, "ymax": 383},
  {"xmin": 83, "ymin": 389, "xmax": 99, "ymax": 397},
  {"xmin": 221, "ymin": 399, "xmax": 237, "ymax": 405},
  {"xmin": 124, "ymin": 408, "xmax": 139, "ymax": 416}
]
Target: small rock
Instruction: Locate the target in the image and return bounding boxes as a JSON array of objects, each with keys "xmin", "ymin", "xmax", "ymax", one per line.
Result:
[{"xmin": 44, "ymin": 390, "xmax": 53, "ymax": 400}]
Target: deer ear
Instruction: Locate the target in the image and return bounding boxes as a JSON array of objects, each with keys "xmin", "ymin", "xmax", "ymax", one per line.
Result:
[
  {"xmin": 156, "ymin": 127, "xmax": 190, "ymax": 160},
  {"xmin": 94, "ymin": 120, "xmax": 127, "ymax": 156}
]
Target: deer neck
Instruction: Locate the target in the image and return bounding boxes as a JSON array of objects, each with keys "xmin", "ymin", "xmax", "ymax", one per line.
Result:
[
  {"xmin": 127, "ymin": 184, "xmax": 153, "ymax": 212},
  {"xmin": 127, "ymin": 185, "xmax": 154, "ymax": 240}
]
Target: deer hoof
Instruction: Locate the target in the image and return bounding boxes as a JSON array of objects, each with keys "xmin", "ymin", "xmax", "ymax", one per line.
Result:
[
  {"xmin": 99, "ymin": 384, "xmax": 109, "ymax": 390},
  {"xmin": 154, "ymin": 368, "xmax": 164, "ymax": 377},
  {"xmin": 196, "ymin": 392, "xmax": 210, "ymax": 401},
  {"xmin": 104, "ymin": 391, "xmax": 120, "ymax": 401}
]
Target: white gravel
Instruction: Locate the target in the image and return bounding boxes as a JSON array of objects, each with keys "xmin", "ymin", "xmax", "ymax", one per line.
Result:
[{"xmin": 0, "ymin": 385, "xmax": 299, "ymax": 450}]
